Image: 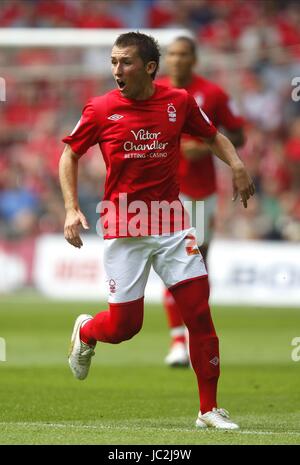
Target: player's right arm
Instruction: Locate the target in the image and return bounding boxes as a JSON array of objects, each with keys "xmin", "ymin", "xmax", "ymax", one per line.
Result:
[
  {"xmin": 59, "ymin": 144, "xmax": 89, "ymax": 249},
  {"xmin": 60, "ymin": 100, "xmax": 101, "ymax": 248}
]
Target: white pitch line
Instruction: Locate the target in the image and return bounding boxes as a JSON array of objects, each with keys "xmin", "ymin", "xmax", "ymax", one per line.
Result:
[
  {"xmin": 0, "ymin": 422, "xmax": 300, "ymax": 436},
  {"xmin": 236, "ymin": 430, "xmax": 300, "ymax": 436}
]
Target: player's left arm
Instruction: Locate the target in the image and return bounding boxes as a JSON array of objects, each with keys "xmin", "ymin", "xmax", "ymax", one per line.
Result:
[
  {"xmin": 180, "ymin": 127, "xmax": 244, "ymax": 162},
  {"xmin": 183, "ymin": 93, "xmax": 254, "ymax": 207},
  {"xmin": 204, "ymin": 131, "xmax": 255, "ymax": 208},
  {"xmin": 224, "ymin": 127, "xmax": 245, "ymax": 148},
  {"xmin": 215, "ymin": 90, "xmax": 245, "ymax": 148},
  {"xmin": 181, "ymin": 100, "xmax": 245, "ymax": 162}
]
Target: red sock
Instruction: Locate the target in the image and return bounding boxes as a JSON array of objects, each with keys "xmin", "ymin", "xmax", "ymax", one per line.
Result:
[
  {"xmin": 163, "ymin": 288, "xmax": 186, "ymax": 344},
  {"xmin": 170, "ymin": 277, "xmax": 219, "ymax": 414},
  {"xmin": 80, "ymin": 297, "xmax": 144, "ymax": 345},
  {"xmin": 171, "ymin": 333, "xmax": 186, "ymax": 345}
]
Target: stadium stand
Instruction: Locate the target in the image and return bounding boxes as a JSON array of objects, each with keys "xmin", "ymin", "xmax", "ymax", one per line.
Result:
[{"xmin": 0, "ymin": 0, "xmax": 300, "ymax": 242}]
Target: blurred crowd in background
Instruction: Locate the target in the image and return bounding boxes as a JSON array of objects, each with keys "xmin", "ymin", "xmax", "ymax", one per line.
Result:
[{"xmin": 1, "ymin": 0, "xmax": 300, "ymax": 242}]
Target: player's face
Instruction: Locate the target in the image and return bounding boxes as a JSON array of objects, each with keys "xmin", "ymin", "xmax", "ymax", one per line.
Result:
[
  {"xmin": 165, "ymin": 40, "xmax": 196, "ymax": 81},
  {"xmin": 111, "ymin": 45, "xmax": 154, "ymax": 99}
]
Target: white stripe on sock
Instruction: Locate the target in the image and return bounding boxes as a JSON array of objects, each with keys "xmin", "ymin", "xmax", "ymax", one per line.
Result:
[{"xmin": 170, "ymin": 326, "xmax": 186, "ymax": 338}]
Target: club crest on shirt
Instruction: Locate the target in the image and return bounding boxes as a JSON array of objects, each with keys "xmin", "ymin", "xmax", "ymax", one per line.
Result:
[{"xmin": 167, "ymin": 103, "xmax": 176, "ymax": 122}]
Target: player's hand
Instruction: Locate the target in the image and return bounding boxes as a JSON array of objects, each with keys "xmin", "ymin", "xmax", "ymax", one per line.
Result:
[
  {"xmin": 64, "ymin": 208, "xmax": 89, "ymax": 248},
  {"xmin": 231, "ymin": 162, "xmax": 255, "ymax": 208}
]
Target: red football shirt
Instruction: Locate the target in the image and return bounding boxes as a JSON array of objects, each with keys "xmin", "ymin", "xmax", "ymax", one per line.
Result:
[
  {"xmin": 62, "ymin": 83, "xmax": 217, "ymax": 238},
  {"xmin": 157, "ymin": 75, "xmax": 244, "ymax": 198}
]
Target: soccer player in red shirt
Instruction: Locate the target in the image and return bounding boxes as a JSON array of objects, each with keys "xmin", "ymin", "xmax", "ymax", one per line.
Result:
[
  {"xmin": 157, "ymin": 36, "xmax": 245, "ymax": 367},
  {"xmin": 60, "ymin": 32, "xmax": 254, "ymax": 429}
]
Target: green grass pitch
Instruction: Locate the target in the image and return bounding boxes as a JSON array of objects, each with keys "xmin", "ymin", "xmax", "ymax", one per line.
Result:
[{"xmin": 0, "ymin": 294, "xmax": 299, "ymax": 445}]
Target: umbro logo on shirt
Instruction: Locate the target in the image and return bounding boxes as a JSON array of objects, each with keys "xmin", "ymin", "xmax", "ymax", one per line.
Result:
[
  {"xmin": 209, "ymin": 357, "xmax": 219, "ymax": 366},
  {"xmin": 108, "ymin": 114, "xmax": 124, "ymax": 121}
]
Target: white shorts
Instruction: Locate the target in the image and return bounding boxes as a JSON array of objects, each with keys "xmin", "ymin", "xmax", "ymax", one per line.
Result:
[{"xmin": 104, "ymin": 227, "xmax": 207, "ymax": 303}]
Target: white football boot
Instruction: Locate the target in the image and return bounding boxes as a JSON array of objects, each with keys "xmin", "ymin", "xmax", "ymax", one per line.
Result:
[
  {"xmin": 68, "ymin": 314, "xmax": 95, "ymax": 380},
  {"xmin": 196, "ymin": 408, "xmax": 239, "ymax": 430},
  {"xmin": 164, "ymin": 341, "xmax": 190, "ymax": 367}
]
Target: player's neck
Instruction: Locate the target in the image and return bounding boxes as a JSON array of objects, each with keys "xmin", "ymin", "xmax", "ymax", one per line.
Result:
[
  {"xmin": 133, "ymin": 82, "xmax": 155, "ymax": 100},
  {"xmin": 171, "ymin": 74, "xmax": 193, "ymax": 89}
]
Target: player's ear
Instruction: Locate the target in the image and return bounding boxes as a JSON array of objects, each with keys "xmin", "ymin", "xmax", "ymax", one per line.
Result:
[{"xmin": 145, "ymin": 61, "xmax": 157, "ymax": 77}]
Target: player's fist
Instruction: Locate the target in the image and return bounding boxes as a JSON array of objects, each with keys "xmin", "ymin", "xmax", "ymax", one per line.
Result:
[{"xmin": 64, "ymin": 208, "xmax": 89, "ymax": 248}]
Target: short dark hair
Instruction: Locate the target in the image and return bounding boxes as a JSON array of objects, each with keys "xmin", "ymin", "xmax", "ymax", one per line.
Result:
[
  {"xmin": 114, "ymin": 31, "xmax": 161, "ymax": 80},
  {"xmin": 172, "ymin": 36, "xmax": 197, "ymax": 57}
]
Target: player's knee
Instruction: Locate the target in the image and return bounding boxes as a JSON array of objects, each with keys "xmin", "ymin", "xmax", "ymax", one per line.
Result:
[
  {"xmin": 175, "ymin": 279, "xmax": 211, "ymax": 330},
  {"xmin": 181, "ymin": 295, "xmax": 210, "ymax": 323},
  {"xmin": 103, "ymin": 299, "xmax": 144, "ymax": 344},
  {"xmin": 183, "ymin": 301, "xmax": 210, "ymax": 329},
  {"xmin": 171, "ymin": 277, "xmax": 210, "ymax": 321}
]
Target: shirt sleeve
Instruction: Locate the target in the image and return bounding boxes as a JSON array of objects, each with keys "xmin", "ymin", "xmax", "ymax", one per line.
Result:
[
  {"xmin": 214, "ymin": 89, "xmax": 244, "ymax": 131},
  {"xmin": 62, "ymin": 100, "xmax": 101, "ymax": 155},
  {"xmin": 183, "ymin": 94, "xmax": 217, "ymax": 139}
]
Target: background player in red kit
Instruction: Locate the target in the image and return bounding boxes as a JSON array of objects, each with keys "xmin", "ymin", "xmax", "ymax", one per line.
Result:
[
  {"xmin": 59, "ymin": 32, "xmax": 255, "ymax": 429},
  {"xmin": 157, "ymin": 37, "xmax": 246, "ymax": 367}
]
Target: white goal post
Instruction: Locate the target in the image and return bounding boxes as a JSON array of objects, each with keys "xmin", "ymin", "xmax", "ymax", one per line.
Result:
[
  {"xmin": 0, "ymin": 28, "xmax": 196, "ymax": 80},
  {"xmin": 0, "ymin": 27, "xmax": 258, "ymax": 82},
  {"xmin": 0, "ymin": 28, "xmax": 193, "ymax": 47}
]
